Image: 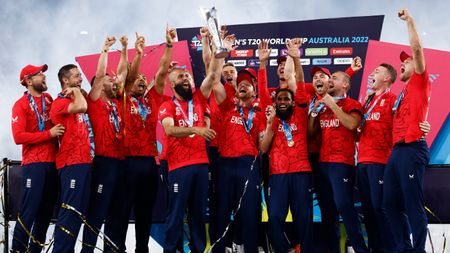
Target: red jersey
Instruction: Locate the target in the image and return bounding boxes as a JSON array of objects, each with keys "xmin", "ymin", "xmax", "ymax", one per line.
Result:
[
  {"xmin": 318, "ymin": 97, "xmax": 362, "ymax": 165},
  {"xmin": 209, "ymin": 92, "xmax": 221, "ymax": 147},
  {"xmin": 11, "ymin": 92, "xmax": 58, "ymax": 165},
  {"xmin": 358, "ymin": 91, "xmax": 397, "ymax": 164},
  {"xmin": 159, "ymin": 90, "xmax": 209, "ymax": 171},
  {"xmin": 269, "ymin": 91, "xmax": 311, "ymax": 175},
  {"xmin": 87, "ymin": 96, "xmax": 124, "ymax": 159},
  {"xmin": 218, "ymin": 93, "xmax": 265, "ymax": 158},
  {"xmin": 393, "ymin": 70, "xmax": 431, "ymax": 144},
  {"xmin": 50, "ymin": 97, "xmax": 92, "ymax": 169},
  {"xmin": 122, "ymin": 88, "xmax": 169, "ymax": 157}
]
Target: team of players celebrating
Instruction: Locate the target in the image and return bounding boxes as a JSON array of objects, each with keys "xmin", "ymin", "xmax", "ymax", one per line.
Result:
[{"xmin": 11, "ymin": 9, "xmax": 431, "ymax": 253}]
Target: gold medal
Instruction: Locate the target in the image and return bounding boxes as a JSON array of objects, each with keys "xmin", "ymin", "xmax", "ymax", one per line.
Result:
[
  {"xmin": 288, "ymin": 140, "xmax": 295, "ymax": 147},
  {"xmin": 189, "ymin": 134, "xmax": 195, "ymax": 138},
  {"xmin": 311, "ymin": 111, "xmax": 318, "ymax": 117}
]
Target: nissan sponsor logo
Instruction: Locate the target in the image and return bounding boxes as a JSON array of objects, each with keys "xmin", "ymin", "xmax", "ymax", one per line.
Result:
[
  {"xmin": 255, "ymin": 48, "xmax": 278, "ymax": 57},
  {"xmin": 231, "ymin": 49, "xmax": 254, "ymax": 58},
  {"xmin": 227, "ymin": 60, "xmax": 247, "ymax": 67},
  {"xmin": 333, "ymin": 58, "xmax": 353, "ymax": 65},
  {"xmin": 312, "ymin": 58, "xmax": 332, "ymax": 65}
]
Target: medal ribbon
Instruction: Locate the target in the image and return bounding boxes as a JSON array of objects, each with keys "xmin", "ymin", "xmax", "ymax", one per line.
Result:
[
  {"xmin": 238, "ymin": 106, "xmax": 254, "ymax": 134},
  {"xmin": 281, "ymin": 120, "xmax": 293, "ymax": 146},
  {"xmin": 392, "ymin": 88, "xmax": 404, "ymax": 113},
  {"xmin": 106, "ymin": 100, "xmax": 120, "ymax": 133},
  {"xmin": 27, "ymin": 92, "xmax": 46, "ymax": 131},
  {"xmin": 359, "ymin": 89, "xmax": 389, "ymax": 129}
]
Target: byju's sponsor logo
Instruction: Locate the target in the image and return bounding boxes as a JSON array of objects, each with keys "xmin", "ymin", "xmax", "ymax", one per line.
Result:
[
  {"xmin": 312, "ymin": 58, "xmax": 332, "ymax": 65},
  {"xmin": 248, "ymin": 59, "xmax": 260, "ymax": 67}
]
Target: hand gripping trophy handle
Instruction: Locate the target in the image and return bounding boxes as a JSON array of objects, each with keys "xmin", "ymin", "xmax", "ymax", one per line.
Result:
[{"xmin": 201, "ymin": 7, "xmax": 230, "ymax": 58}]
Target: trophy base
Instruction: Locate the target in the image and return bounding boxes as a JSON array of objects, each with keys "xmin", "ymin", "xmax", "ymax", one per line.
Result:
[{"xmin": 214, "ymin": 48, "xmax": 230, "ymax": 58}]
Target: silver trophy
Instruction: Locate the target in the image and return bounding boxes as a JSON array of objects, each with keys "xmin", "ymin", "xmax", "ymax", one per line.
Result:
[{"xmin": 200, "ymin": 7, "xmax": 230, "ymax": 58}]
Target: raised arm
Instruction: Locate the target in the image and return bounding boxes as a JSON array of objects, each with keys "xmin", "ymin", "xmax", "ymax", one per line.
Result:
[
  {"xmin": 284, "ymin": 38, "xmax": 305, "ymax": 94},
  {"xmin": 399, "ymin": 9, "xmax": 425, "ymax": 74},
  {"xmin": 200, "ymin": 27, "xmax": 212, "ymax": 73},
  {"xmin": 200, "ymin": 34, "xmax": 236, "ymax": 99},
  {"xmin": 260, "ymin": 105, "xmax": 275, "ymax": 153},
  {"xmin": 257, "ymin": 40, "xmax": 273, "ymax": 109},
  {"xmin": 154, "ymin": 26, "xmax": 177, "ymax": 95},
  {"xmin": 125, "ymin": 33, "xmax": 145, "ymax": 92},
  {"xmin": 90, "ymin": 36, "xmax": 117, "ymax": 101},
  {"xmin": 96, "ymin": 36, "xmax": 116, "ymax": 79},
  {"xmin": 116, "ymin": 36, "xmax": 129, "ymax": 85}
]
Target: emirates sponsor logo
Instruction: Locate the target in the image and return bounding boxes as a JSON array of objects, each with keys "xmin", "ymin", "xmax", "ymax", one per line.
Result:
[
  {"xmin": 26, "ymin": 178, "xmax": 31, "ymax": 188},
  {"xmin": 330, "ymin": 47, "xmax": 353, "ymax": 56},
  {"xmin": 320, "ymin": 119, "xmax": 340, "ymax": 128},
  {"xmin": 70, "ymin": 179, "xmax": 76, "ymax": 189}
]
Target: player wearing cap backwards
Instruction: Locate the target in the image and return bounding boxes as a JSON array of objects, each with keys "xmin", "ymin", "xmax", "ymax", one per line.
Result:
[
  {"xmin": 11, "ymin": 64, "xmax": 64, "ymax": 253},
  {"xmin": 260, "ymin": 39, "xmax": 313, "ymax": 253},
  {"xmin": 80, "ymin": 35, "xmax": 128, "ymax": 253},
  {"xmin": 381, "ymin": 9, "xmax": 431, "ymax": 253},
  {"xmin": 308, "ymin": 68, "xmax": 368, "ymax": 252},
  {"xmin": 158, "ymin": 33, "xmax": 235, "ymax": 253},
  {"xmin": 50, "ymin": 64, "xmax": 92, "ymax": 253}
]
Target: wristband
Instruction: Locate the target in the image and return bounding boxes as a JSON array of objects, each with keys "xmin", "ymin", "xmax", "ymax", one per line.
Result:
[{"xmin": 166, "ymin": 43, "xmax": 173, "ymax": 48}]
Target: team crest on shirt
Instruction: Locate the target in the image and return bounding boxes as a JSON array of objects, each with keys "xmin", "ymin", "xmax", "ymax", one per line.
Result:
[{"xmin": 380, "ymin": 99, "xmax": 385, "ymax": 107}]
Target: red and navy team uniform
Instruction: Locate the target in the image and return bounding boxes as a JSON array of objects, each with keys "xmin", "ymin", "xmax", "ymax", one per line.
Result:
[
  {"xmin": 107, "ymin": 87, "xmax": 169, "ymax": 253},
  {"xmin": 159, "ymin": 90, "xmax": 210, "ymax": 253},
  {"xmin": 11, "ymin": 92, "xmax": 58, "ymax": 253},
  {"xmin": 214, "ymin": 90, "xmax": 265, "ymax": 253},
  {"xmin": 81, "ymin": 96, "xmax": 124, "ymax": 253},
  {"xmin": 266, "ymin": 88, "xmax": 313, "ymax": 253},
  {"xmin": 383, "ymin": 69, "xmax": 431, "ymax": 252},
  {"xmin": 357, "ymin": 91, "xmax": 397, "ymax": 252},
  {"xmin": 50, "ymin": 95, "xmax": 93, "ymax": 253},
  {"xmin": 316, "ymin": 97, "xmax": 369, "ymax": 253}
]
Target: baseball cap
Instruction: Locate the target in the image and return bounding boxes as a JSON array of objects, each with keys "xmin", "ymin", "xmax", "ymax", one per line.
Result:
[
  {"xmin": 310, "ymin": 66, "xmax": 331, "ymax": 78},
  {"xmin": 20, "ymin": 64, "xmax": 48, "ymax": 85},
  {"xmin": 400, "ymin": 51, "xmax": 412, "ymax": 62},
  {"xmin": 277, "ymin": 56, "xmax": 287, "ymax": 65},
  {"xmin": 237, "ymin": 67, "xmax": 257, "ymax": 88}
]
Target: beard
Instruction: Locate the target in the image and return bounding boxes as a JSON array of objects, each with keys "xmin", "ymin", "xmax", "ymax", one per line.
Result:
[
  {"xmin": 276, "ymin": 106, "xmax": 293, "ymax": 121},
  {"xmin": 32, "ymin": 82, "xmax": 47, "ymax": 92},
  {"xmin": 174, "ymin": 83, "xmax": 193, "ymax": 101}
]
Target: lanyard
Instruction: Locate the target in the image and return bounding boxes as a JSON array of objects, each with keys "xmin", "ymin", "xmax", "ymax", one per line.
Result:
[
  {"xmin": 282, "ymin": 120, "xmax": 294, "ymax": 147},
  {"xmin": 359, "ymin": 89, "xmax": 389, "ymax": 130},
  {"xmin": 392, "ymin": 89, "xmax": 405, "ymax": 113},
  {"xmin": 173, "ymin": 98, "xmax": 194, "ymax": 127},
  {"xmin": 238, "ymin": 106, "xmax": 254, "ymax": 134},
  {"xmin": 308, "ymin": 96, "xmax": 317, "ymax": 115},
  {"xmin": 27, "ymin": 92, "xmax": 46, "ymax": 131},
  {"xmin": 106, "ymin": 100, "xmax": 120, "ymax": 133}
]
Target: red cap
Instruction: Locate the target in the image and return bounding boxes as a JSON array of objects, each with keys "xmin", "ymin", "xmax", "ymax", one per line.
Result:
[
  {"xmin": 277, "ymin": 56, "xmax": 287, "ymax": 65},
  {"xmin": 20, "ymin": 64, "xmax": 48, "ymax": 85},
  {"xmin": 400, "ymin": 51, "xmax": 412, "ymax": 62},
  {"xmin": 237, "ymin": 67, "xmax": 257, "ymax": 88},
  {"xmin": 310, "ymin": 66, "xmax": 331, "ymax": 78}
]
